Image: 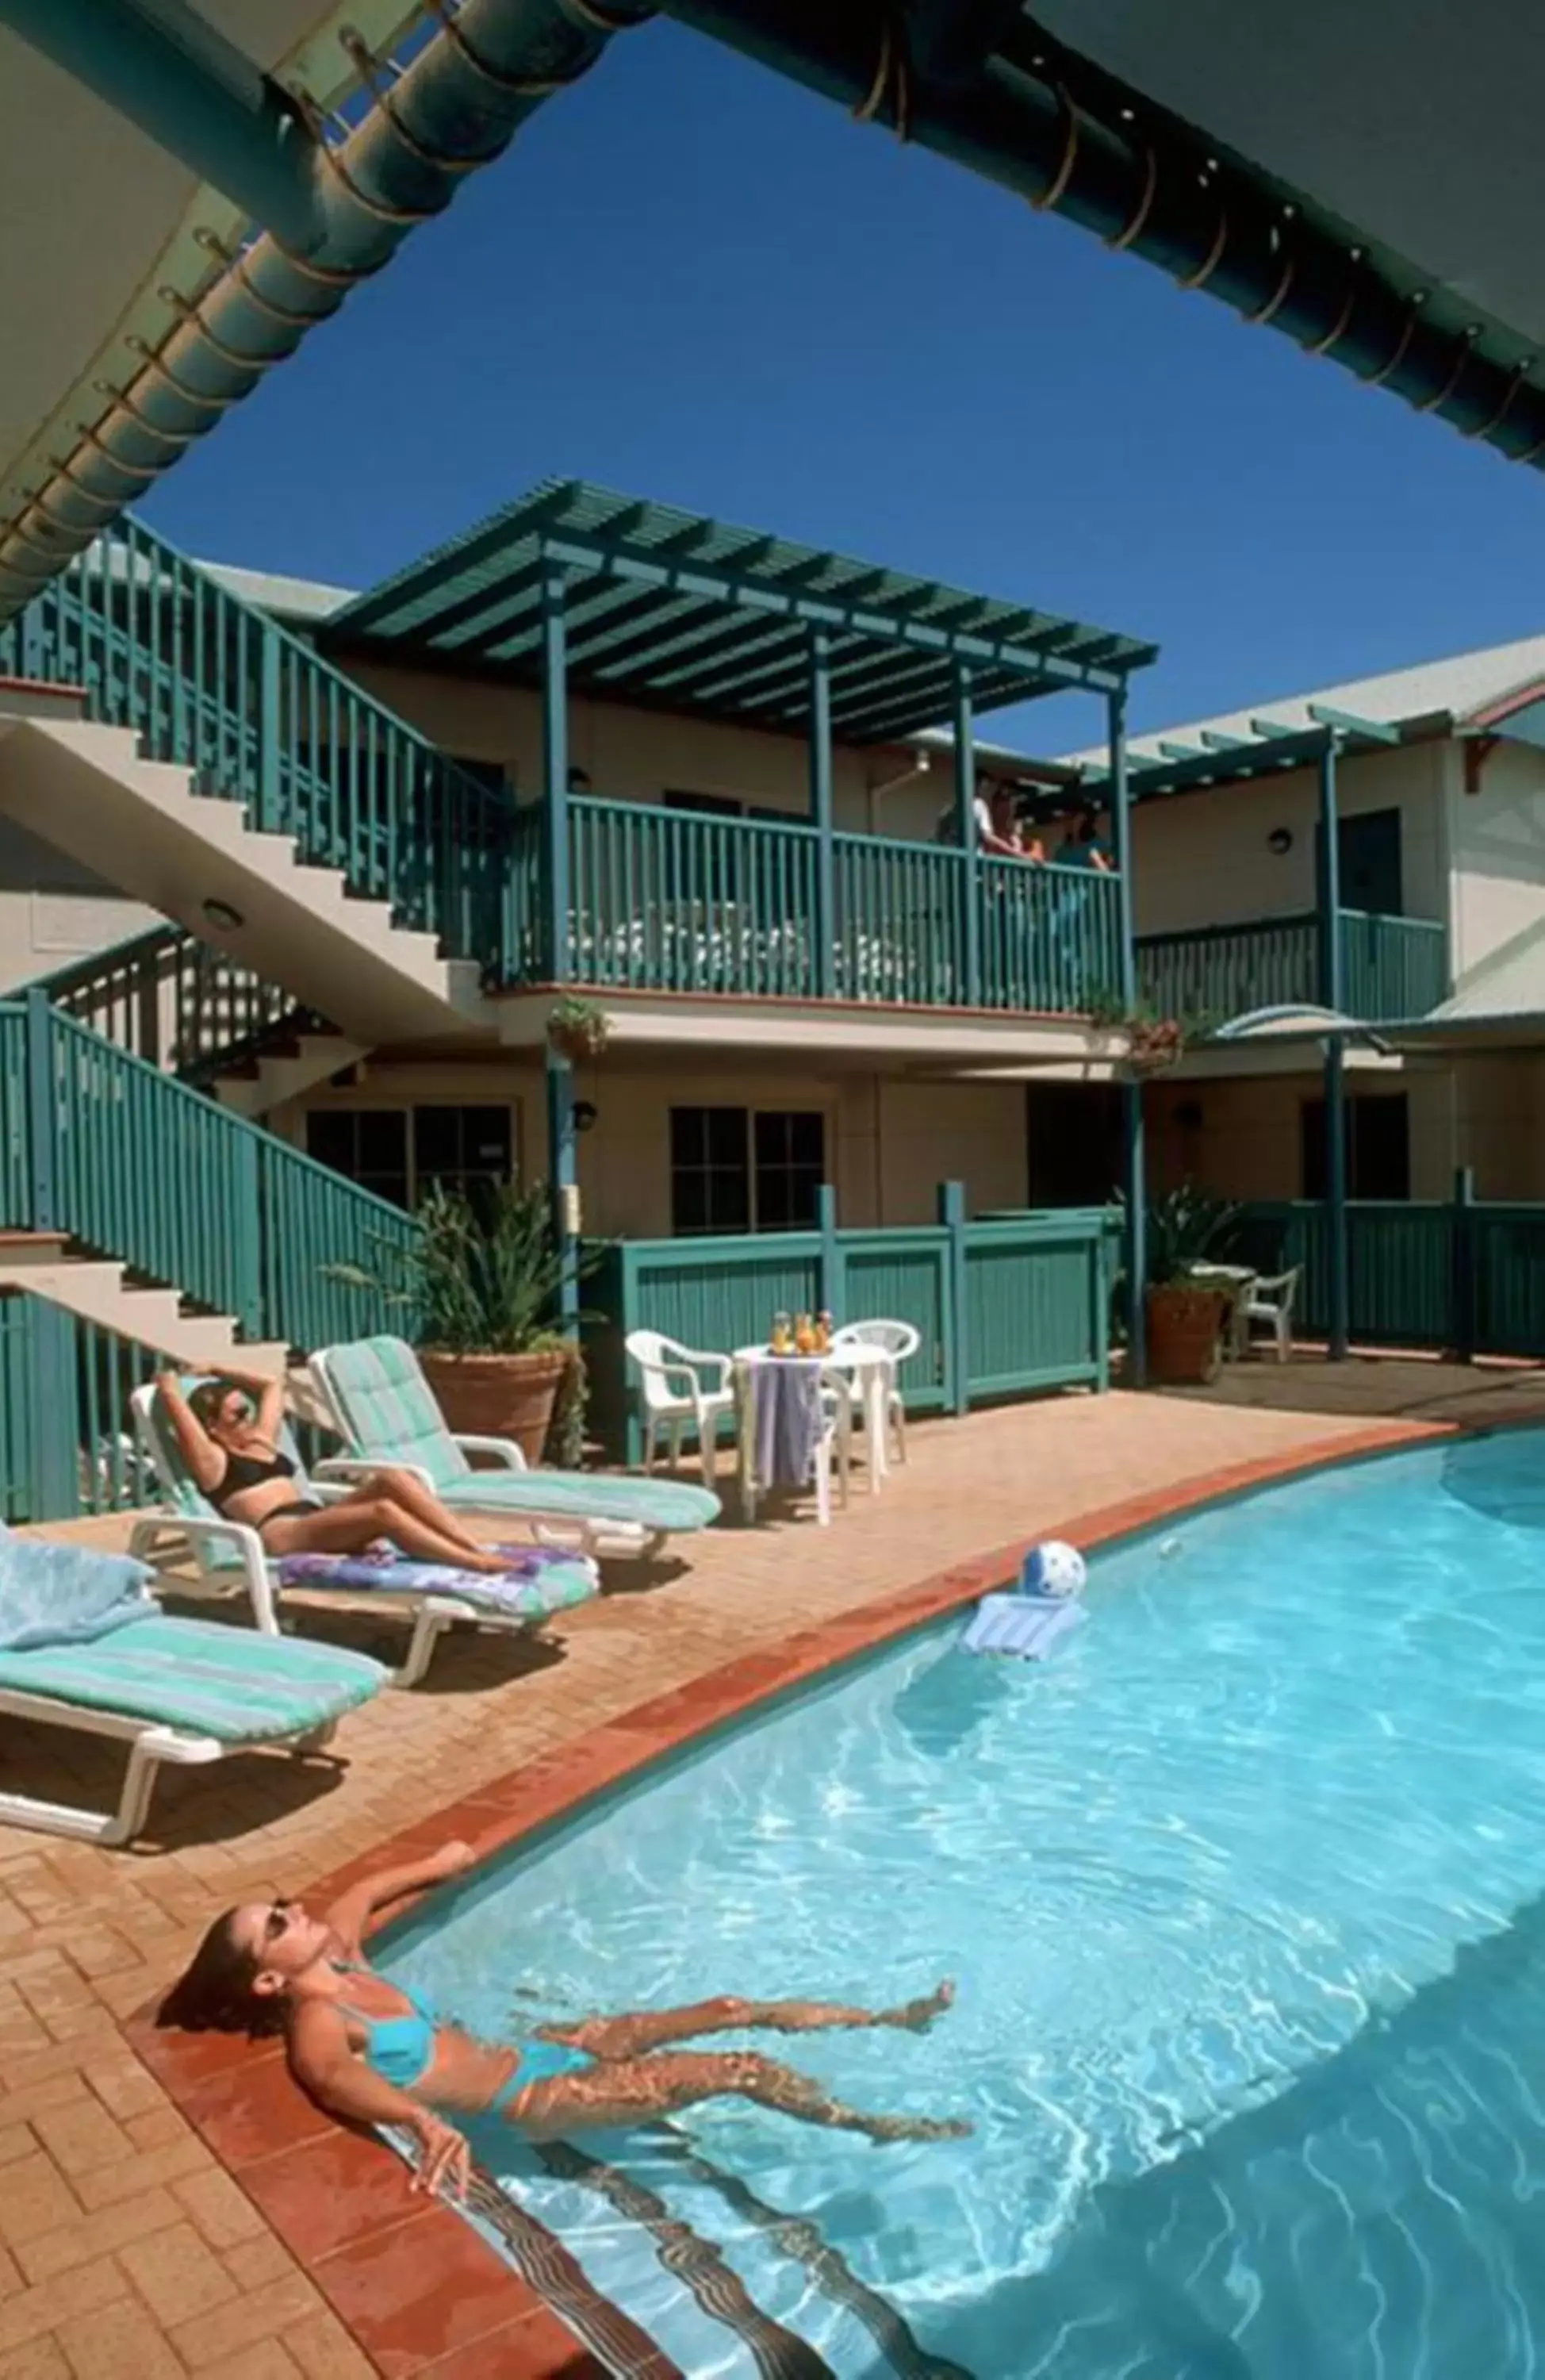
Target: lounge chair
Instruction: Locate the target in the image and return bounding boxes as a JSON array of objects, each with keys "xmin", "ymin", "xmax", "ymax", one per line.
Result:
[
  {"xmin": 0, "ymin": 1523, "xmax": 385, "ymax": 1844},
  {"xmin": 309, "ymin": 1336, "xmax": 722, "ymax": 1557},
  {"xmin": 128, "ymin": 1380, "xmax": 600, "ymax": 1688}
]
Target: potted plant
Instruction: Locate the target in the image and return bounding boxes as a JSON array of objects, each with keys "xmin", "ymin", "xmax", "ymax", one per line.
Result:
[
  {"xmin": 1143, "ymin": 1184, "xmax": 1242, "ymax": 1385},
  {"xmin": 546, "ymin": 996, "xmax": 610, "ymax": 1065},
  {"xmin": 328, "ymin": 1181, "xmax": 592, "ymax": 1463}
]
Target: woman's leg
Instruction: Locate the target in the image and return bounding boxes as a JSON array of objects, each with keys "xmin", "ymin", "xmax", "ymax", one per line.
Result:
[
  {"xmin": 356, "ymin": 1468, "xmax": 489, "ymax": 1558},
  {"xmin": 508, "ymin": 2048, "xmax": 971, "ymax": 2145},
  {"xmin": 539, "ymin": 1980, "xmax": 954, "ymax": 2063},
  {"xmin": 260, "ymin": 1496, "xmax": 513, "ymax": 1573}
]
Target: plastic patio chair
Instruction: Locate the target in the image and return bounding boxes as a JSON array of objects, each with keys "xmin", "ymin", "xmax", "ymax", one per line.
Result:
[
  {"xmin": 625, "ymin": 1329, "xmax": 734, "ymax": 1486},
  {"xmin": 829, "ymin": 1318, "xmax": 920, "ymax": 1464},
  {"xmin": 1244, "ymin": 1268, "xmax": 1302, "ymax": 1362},
  {"xmin": 814, "ymin": 1365, "xmax": 855, "ymax": 1527}
]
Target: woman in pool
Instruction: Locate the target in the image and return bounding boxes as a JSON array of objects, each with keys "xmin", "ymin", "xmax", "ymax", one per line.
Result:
[
  {"xmin": 155, "ymin": 1366, "xmax": 515, "ymax": 1574},
  {"xmin": 159, "ymin": 1841, "xmax": 968, "ymax": 2197}
]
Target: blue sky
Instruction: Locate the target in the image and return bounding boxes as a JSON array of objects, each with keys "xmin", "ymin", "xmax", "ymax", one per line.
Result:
[{"xmin": 146, "ymin": 17, "xmax": 1545, "ymax": 754}]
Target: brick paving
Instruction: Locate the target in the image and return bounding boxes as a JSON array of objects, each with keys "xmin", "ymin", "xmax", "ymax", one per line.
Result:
[{"xmin": 2, "ymin": 1373, "xmax": 1536, "ymax": 2377}]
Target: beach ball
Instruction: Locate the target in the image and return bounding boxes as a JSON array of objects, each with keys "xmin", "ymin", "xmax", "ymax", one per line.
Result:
[{"xmin": 1020, "ymin": 1541, "xmax": 1087, "ymax": 1600}]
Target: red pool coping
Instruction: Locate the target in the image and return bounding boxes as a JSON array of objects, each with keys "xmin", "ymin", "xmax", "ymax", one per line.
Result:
[{"xmin": 125, "ymin": 1417, "xmax": 1447, "ymax": 2378}]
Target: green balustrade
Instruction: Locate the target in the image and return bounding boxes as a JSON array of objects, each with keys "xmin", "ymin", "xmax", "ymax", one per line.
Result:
[
  {"xmin": 15, "ymin": 922, "xmax": 302, "ymax": 1078},
  {"xmin": 0, "ymin": 997, "xmax": 416, "ymax": 1349},
  {"xmin": 1138, "ymin": 910, "xmax": 1448, "ymax": 1023},
  {"xmin": 833, "ymin": 834, "xmax": 966, "ymax": 1005},
  {"xmin": 978, "ymin": 858, "xmax": 1122, "ymax": 1013},
  {"xmin": 1337, "ymin": 909, "xmax": 1449, "ymax": 1021},
  {"xmin": 565, "ymin": 796, "xmax": 819, "ymax": 996},
  {"xmin": 0, "ymin": 516, "xmax": 515, "ymax": 971}
]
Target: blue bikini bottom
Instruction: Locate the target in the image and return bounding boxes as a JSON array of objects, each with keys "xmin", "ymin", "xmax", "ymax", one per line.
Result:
[{"xmin": 492, "ymin": 2037, "xmax": 595, "ymax": 2111}]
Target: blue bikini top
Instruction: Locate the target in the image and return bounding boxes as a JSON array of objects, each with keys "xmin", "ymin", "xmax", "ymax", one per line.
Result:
[{"xmin": 334, "ymin": 1964, "xmax": 437, "ymax": 2090}]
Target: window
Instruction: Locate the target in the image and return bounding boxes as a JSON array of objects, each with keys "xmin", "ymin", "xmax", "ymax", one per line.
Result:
[
  {"xmin": 1315, "ymin": 807, "xmax": 1404, "ymax": 917},
  {"xmin": 413, "ymin": 1106, "xmax": 513, "ymax": 1205},
  {"xmin": 305, "ymin": 1109, "xmax": 409, "ymax": 1208},
  {"xmin": 1301, "ymin": 1092, "xmax": 1410, "ymax": 1200},
  {"xmin": 669, "ymin": 1107, "xmax": 825, "ymax": 1234},
  {"xmin": 305, "ymin": 1104, "xmax": 513, "ymax": 1210}
]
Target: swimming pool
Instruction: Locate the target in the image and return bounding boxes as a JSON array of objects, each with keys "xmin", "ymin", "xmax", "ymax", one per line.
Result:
[{"xmin": 381, "ymin": 1433, "xmax": 1545, "ymax": 2378}]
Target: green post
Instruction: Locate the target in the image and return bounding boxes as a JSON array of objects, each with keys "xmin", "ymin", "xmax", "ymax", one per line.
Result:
[
  {"xmin": 951, "ymin": 662, "xmax": 981, "ymax": 1006},
  {"xmin": 1317, "ymin": 735, "xmax": 1350, "ymax": 1360},
  {"xmin": 23, "ymin": 1296, "xmax": 78, "ymax": 1521},
  {"xmin": 546, "ymin": 1043, "xmax": 580, "ymax": 1338},
  {"xmin": 939, "ymin": 1178, "xmax": 969, "ymax": 1415},
  {"xmin": 256, "ymin": 628, "xmax": 281, "ymax": 833},
  {"xmin": 541, "ymin": 570, "xmax": 570, "ymax": 981},
  {"xmin": 816, "ymin": 1180, "xmax": 840, "ymax": 1316},
  {"xmin": 1106, "ymin": 685, "xmax": 1146, "ymax": 1386},
  {"xmin": 809, "ymin": 627, "xmax": 836, "ymax": 999},
  {"xmin": 23, "ymin": 989, "xmax": 56, "ymax": 1230},
  {"xmin": 1451, "ymin": 1163, "xmax": 1477, "ymax": 1365}
]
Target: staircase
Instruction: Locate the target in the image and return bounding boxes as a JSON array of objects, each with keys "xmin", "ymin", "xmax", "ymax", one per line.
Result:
[
  {"xmin": 0, "ymin": 512, "xmax": 519, "ymax": 1044},
  {"xmin": 18, "ymin": 923, "xmax": 367, "ymax": 1119},
  {"xmin": 0, "ymin": 1234, "xmax": 290, "ymax": 1377}
]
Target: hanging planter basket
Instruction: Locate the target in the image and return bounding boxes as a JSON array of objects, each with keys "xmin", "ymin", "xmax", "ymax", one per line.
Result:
[
  {"xmin": 546, "ymin": 997, "xmax": 611, "ymax": 1065},
  {"xmin": 1123, "ymin": 1017, "xmax": 1187, "ymax": 1079}
]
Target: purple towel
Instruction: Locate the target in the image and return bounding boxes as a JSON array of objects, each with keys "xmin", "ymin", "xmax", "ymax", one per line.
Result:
[{"xmin": 753, "ymin": 1361, "xmax": 824, "ymax": 1490}]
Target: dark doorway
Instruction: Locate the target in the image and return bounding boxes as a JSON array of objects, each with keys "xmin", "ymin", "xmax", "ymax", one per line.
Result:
[
  {"xmin": 1026, "ymin": 1083, "xmax": 1125, "ymax": 1207},
  {"xmin": 1301, "ymin": 1091, "xmax": 1411, "ymax": 1200},
  {"xmin": 1318, "ymin": 807, "xmax": 1404, "ymax": 917}
]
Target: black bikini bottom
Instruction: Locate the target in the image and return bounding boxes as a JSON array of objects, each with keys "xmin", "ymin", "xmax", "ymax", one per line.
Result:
[{"xmin": 255, "ymin": 1499, "xmax": 324, "ymax": 1537}]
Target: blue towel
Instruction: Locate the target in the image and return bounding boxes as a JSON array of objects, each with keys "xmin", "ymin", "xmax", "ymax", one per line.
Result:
[
  {"xmin": 960, "ymin": 1592, "xmax": 1086, "ymax": 1661},
  {"xmin": 0, "ymin": 1524, "xmax": 153, "ymax": 1653}
]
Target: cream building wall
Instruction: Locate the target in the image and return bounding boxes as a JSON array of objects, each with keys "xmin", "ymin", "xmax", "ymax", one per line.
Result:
[
  {"xmin": 270, "ymin": 1058, "xmax": 1032, "ymax": 1236},
  {"xmin": 1444, "ymin": 738, "xmax": 1545, "ymax": 1002},
  {"xmin": 0, "ymin": 812, "xmax": 155, "ymax": 992},
  {"xmin": 1144, "ymin": 1064, "xmax": 1459, "ymax": 1203}
]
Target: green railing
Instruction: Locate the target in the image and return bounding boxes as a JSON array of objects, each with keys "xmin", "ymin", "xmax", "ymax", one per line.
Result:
[
  {"xmin": 13, "ymin": 923, "xmax": 305, "ymax": 1080},
  {"xmin": 1138, "ymin": 909, "xmax": 1448, "ymax": 1023},
  {"xmin": 1338, "ymin": 910, "xmax": 1449, "ymax": 1021},
  {"xmin": 567, "ymin": 797, "xmax": 819, "ymax": 996},
  {"xmin": 1, "ymin": 995, "xmax": 415, "ymax": 1349},
  {"xmin": 0, "ymin": 1292, "xmax": 343, "ymax": 1525},
  {"xmin": 585, "ymin": 1192, "xmax": 1118, "ymax": 1463},
  {"xmin": 556, "ymin": 797, "xmax": 1121, "ymax": 1015},
  {"xmin": 0, "ymin": 516, "xmax": 514, "ymax": 969}
]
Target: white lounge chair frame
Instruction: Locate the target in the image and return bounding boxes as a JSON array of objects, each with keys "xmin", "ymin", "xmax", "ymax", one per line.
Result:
[
  {"xmin": 0, "ymin": 1597, "xmax": 345, "ymax": 1847},
  {"xmin": 127, "ymin": 1388, "xmax": 542, "ymax": 1690}
]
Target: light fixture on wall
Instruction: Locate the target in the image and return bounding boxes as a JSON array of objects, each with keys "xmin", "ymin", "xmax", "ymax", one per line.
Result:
[
  {"xmin": 201, "ymin": 896, "xmax": 243, "ymax": 931},
  {"xmin": 573, "ymin": 1100, "xmax": 599, "ymax": 1134},
  {"xmin": 1267, "ymin": 827, "xmax": 1293, "ymax": 856}
]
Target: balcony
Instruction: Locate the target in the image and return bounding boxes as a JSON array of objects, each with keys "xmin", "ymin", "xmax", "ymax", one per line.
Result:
[
  {"xmin": 1137, "ymin": 908, "xmax": 1449, "ymax": 1026},
  {"xmin": 502, "ymin": 794, "xmax": 1125, "ymax": 1015}
]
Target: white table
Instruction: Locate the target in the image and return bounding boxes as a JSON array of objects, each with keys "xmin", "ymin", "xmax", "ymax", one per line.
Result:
[
  {"xmin": 1187, "ymin": 1264, "xmax": 1258, "ymax": 1361},
  {"xmin": 732, "ymin": 1344, "xmax": 894, "ymax": 1523}
]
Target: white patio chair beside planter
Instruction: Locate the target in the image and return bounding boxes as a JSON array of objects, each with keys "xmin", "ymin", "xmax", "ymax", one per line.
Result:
[
  {"xmin": 1244, "ymin": 1268, "xmax": 1302, "ymax": 1362},
  {"xmin": 626, "ymin": 1330, "xmax": 734, "ymax": 1485}
]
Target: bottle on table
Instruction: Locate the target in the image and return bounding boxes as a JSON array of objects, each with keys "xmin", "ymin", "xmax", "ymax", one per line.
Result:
[
  {"xmin": 816, "ymin": 1311, "xmax": 834, "ymax": 1353},
  {"xmin": 794, "ymin": 1313, "xmax": 815, "ymax": 1355},
  {"xmin": 771, "ymin": 1311, "xmax": 792, "ymax": 1356}
]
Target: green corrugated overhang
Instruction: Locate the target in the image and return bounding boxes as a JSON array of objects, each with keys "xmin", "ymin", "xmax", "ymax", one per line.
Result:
[{"xmin": 323, "ymin": 478, "xmax": 1157, "ymax": 742}]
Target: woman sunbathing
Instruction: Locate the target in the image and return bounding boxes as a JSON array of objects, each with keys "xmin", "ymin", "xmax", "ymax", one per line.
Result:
[
  {"xmin": 158, "ymin": 1842, "xmax": 969, "ymax": 2197},
  {"xmin": 155, "ymin": 1368, "xmax": 516, "ymax": 1574}
]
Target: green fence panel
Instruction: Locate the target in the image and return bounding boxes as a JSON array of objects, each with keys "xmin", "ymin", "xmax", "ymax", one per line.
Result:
[
  {"xmin": 1137, "ymin": 916, "xmax": 1318, "ymax": 1020},
  {"xmin": 0, "ymin": 1004, "xmax": 27, "ymax": 1224},
  {"xmin": 1235, "ymin": 1201, "xmax": 1455, "ymax": 1349},
  {"xmin": 837, "ymin": 1230, "xmax": 951, "ymax": 1411},
  {"xmin": 962, "ymin": 1212, "xmax": 1111, "ymax": 1395},
  {"xmin": 1471, "ymin": 1209, "xmax": 1545, "ymax": 1357},
  {"xmin": 0, "ymin": 1296, "xmax": 36, "ymax": 1523}
]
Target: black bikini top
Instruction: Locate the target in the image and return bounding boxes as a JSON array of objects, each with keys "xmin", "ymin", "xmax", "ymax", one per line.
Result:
[{"xmin": 212, "ymin": 1444, "xmax": 296, "ymax": 1514}]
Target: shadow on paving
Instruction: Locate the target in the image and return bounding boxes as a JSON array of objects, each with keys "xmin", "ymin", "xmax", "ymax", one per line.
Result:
[{"xmin": 936, "ymin": 1889, "xmax": 1545, "ymax": 2380}]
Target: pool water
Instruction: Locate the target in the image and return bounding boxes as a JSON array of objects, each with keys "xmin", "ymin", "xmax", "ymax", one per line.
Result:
[{"xmin": 381, "ymin": 1434, "xmax": 1545, "ymax": 2378}]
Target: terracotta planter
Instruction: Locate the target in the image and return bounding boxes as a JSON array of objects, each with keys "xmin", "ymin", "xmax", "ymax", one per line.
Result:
[
  {"xmin": 419, "ymin": 1347, "xmax": 569, "ymax": 1465},
  {"xmin": 1145, "ymin": 1284, "xmax": 1227, "ymax": 1386}
]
